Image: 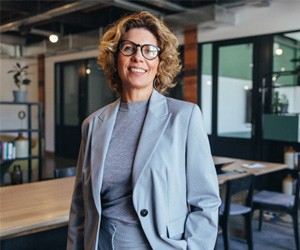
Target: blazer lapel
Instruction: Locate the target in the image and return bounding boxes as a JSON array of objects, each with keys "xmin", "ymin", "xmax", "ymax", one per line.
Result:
[
  {"xmin": 91, "ymin": 99, "xmax": 120, "ymax": 212},
  {"xmin": 132, "ymin": 90, "xmax": 171, "ymax": 189}
]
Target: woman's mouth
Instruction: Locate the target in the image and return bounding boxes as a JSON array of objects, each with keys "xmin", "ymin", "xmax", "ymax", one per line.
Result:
[{"xmin": 129, "ymin": 67, "xmax": 147, "ymax": 73}]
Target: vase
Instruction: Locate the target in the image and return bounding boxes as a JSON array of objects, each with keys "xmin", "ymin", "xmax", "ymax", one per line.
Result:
[
  {"xmin": 279, "ymin": 103, "xmax": 288, "ymax": 114},
  {"xmin": 15, "ymin": 133, "xmax": 29, "ymax": 158},
  {"xmin": 13, "ymin": 90, "xmax": 27, "ymax": 103},
  {"xmin": 11, "ymin": 165, "xmax": 23, "ymax": 185}
]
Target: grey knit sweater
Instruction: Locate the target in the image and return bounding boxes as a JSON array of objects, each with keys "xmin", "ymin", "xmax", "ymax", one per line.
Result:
[{"xmin": 101, "ymin": 100, "xmax": 148, "ymax": 224}]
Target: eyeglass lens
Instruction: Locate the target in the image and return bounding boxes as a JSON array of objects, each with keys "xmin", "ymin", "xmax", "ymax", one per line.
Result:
[{"xmin": 119, "ymin": 40, "xmax": 160, "ymax": 60}]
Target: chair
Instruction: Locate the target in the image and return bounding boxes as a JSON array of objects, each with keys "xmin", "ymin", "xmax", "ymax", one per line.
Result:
[
  {"xmin": 218, "ymin": 174, "xmax": 255, "ymax": 250},
  {"xmin": 54, "ymin": 166, "xmax": 77, "ymax": 178},
  {"xmin": 252, "ymin": 169, "xmax": 299, "ymax": 250}
]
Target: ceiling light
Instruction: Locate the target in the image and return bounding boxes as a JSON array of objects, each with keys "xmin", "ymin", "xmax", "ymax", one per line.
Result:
[
  {"xmin": 49, "ymin": 34, "xmax": 59, "ymax": 43},
  {"xmin": 275, "ymin": 48, "xmax": 283, "ymax": 56},
  {"xmin": 86, "ymin": 68, "xmax": 91, "ymax": 75}
]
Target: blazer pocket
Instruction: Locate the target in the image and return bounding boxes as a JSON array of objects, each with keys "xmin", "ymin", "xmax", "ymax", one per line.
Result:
[{"xmin": 167, "ymin": 216, "xmax": 186, "ymax": 240}]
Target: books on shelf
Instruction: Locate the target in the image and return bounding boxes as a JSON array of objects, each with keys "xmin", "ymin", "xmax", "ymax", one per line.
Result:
[{"xmin": 1, "ymin": 141, "xmax": 16, "ymax": 160}]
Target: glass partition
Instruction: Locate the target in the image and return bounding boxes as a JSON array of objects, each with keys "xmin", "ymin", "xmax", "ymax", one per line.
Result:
[
  {"xmin": 271, "ymin": 31, "xmax": 300, "ymax": 115},
  {"xmin": 217, "ymin": 43, "xmax": 253, "ymax": 139},
  {"xmin": 87, "ymin": 59, "xmax": 115, "ymax": 115}
]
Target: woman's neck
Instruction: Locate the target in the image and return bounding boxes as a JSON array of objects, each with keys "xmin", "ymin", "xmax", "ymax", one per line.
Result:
[{"xmin": 121, "ymin": 87, "xmax": 153, "ymax": 103}]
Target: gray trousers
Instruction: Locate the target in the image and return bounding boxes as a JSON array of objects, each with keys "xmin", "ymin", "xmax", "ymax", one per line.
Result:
[{"xmin": 98, "ymin": 217, "xmax": 152, "ymax": 250}]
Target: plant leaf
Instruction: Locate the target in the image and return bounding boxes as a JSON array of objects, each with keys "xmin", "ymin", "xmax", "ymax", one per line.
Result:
[{"xmin": 23, "ymin": 79, "xmax": 31, "ymax": 85}]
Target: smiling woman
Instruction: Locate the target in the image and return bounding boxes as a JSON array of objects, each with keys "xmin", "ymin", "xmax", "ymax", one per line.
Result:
[
  {"xmin": 98, "ymin": 11, "xmax": 181, "ymax": 97},
  {"xmin": 67, "ymin": 11, "xmax": 221, "ymax": 250}
]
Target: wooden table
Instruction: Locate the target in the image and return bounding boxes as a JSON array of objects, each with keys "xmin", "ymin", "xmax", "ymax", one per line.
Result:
[
  {"xmin": 0, "ymin": 177, "xmax": 75, "ymax": 239},
  {"xmin": 213, "ymin": 156, "xmax": 288, "ymax": 185},
  {"xmin": 0, "ymin": 157, "xmax": 287, "ymax": 240}
]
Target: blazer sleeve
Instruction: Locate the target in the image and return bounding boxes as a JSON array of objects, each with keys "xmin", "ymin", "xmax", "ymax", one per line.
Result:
[
  {"xmin": 184, "ymin": 104, "xmax": 221, "ymax": 250},
  {"xmin": 67, "ymin": 123, "xmax": 88, "ymax": 250}
]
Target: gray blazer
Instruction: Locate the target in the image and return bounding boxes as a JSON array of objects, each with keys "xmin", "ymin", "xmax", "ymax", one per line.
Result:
[{"xmin": 67, "ymin": 89, "xmax": 221, "ymax": 250}]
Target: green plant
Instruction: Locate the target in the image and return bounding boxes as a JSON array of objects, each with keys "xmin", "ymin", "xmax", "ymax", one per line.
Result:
[
  {"xmin": 280, "ymin": 94, "xmax": 289, "ymax": 105},
  {"xmin": 272, "ymin": 91, "xmax": 280, "ymax": 113},
  {"xmin": 7, "ymin": 62, "xmax": 31, "ymax": 90}
]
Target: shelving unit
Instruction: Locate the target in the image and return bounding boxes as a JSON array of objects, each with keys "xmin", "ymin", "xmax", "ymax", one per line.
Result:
[{"xmin": 0, "ymin": 101, "xmax": 43, "ymax": 182}]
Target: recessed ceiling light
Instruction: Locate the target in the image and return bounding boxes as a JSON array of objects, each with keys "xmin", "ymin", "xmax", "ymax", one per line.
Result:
[{"xmin": 49, "ymin": 34, "xmax": 59, "ymax": 43}]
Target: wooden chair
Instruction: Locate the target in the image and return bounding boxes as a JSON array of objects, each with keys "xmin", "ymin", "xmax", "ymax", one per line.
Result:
[
  {"xmin": 54, "ymin": 166, "xmax": 77, "ymax": 178},
  {"xmin": 253, "ymin": 169, "xmax": 299, "ymax": 250},
  {"xmin": 218, "ymin": 174, "xmax": 255, "ymax": 250}
]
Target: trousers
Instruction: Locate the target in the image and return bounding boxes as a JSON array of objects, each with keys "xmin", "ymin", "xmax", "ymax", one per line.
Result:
[{"xmin": 98, "ymin": 217, "xmax": 152, "ymax": 250}]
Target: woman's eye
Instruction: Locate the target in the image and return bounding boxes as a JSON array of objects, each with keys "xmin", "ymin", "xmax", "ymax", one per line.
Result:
[
  {"xmin": 123, "ymin": 45, "xmax": 135, "ymax": 52},
  {"xmin": 144, "ymin": 46, "xmax": 157, "ymax": 55}
]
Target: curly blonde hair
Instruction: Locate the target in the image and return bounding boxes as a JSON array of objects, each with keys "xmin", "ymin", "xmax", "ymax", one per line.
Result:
[{"xmin": 97, "ymin": 11, "xmax": 182, "ymax": 96}]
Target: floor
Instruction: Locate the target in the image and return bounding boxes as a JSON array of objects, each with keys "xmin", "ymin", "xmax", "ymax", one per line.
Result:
[{"xmin": 215, "ymin": 212, "xmax": 297, "ymax": 250}]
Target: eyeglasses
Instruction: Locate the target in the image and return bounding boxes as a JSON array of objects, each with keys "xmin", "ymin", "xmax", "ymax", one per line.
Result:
[{"xmin": 118, "ymin": 40, "xmax": 160, "ymax": 60}]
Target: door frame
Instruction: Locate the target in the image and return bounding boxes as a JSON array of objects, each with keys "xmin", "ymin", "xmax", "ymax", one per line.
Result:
[
  {"xmin": 55, "ymin": 59, "xmax": 88, "ymax": 158},
  {"xmin": 199, "ymin": 36, "xmax": 273, "ymax": 160}
]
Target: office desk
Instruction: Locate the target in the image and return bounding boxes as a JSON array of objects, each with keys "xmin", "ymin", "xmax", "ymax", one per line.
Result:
[
  {"xmin": 0, "ymin": 177, "xmax": 75, "ymax": 239},
  {"xmin": 213, "ymin": 156, "xmax": 287, "ymax": 185}
]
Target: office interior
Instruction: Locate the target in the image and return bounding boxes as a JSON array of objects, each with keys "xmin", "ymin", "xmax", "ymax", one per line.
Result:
[{"xmin": 0, "ymin": 0, "xmax": 300, "ymax": 249}]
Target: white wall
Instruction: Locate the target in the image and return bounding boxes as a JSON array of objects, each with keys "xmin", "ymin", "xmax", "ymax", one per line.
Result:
[{"xmin": 0, "ymin": 57, "xmax": 39, "ymax": 132}]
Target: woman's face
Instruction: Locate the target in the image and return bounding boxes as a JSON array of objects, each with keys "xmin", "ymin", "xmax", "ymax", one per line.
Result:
[{"xmin": 117, "ymin": 28, "xmax": 159, "ymax": 98}]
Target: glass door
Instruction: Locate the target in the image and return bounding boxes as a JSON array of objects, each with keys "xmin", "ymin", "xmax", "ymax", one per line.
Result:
[
  {"xmin": 55, "ymin": 59, "xmax": 115, "ymax": 158},
  {"xmin": 207, "ymin": 39, "xmax": 261, "ymax": 160},
  {"xmin": 217, "ymin": 43, "xmax": 253, "ymax": 139}
]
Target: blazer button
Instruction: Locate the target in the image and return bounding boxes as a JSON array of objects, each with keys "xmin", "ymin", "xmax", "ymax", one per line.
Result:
[{"xmin": 140, "ymin": 209, "xmax": 148, "ymax": 217}]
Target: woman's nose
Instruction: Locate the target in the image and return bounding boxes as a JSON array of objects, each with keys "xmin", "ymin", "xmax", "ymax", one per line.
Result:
[{"xmin": 131, "ymin": 47, "xmax": 144, "ymax": 61}]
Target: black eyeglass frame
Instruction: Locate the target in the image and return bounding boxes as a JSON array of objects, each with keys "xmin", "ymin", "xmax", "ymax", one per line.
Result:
[{"xmin": 117, "ymin": 40, "xmax": 161, "ymax": 60}]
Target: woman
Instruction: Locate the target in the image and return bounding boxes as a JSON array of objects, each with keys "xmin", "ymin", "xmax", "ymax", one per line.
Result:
[{"xmin": 67, "ymin": 11, "xmax": 221, "ymax": 250}]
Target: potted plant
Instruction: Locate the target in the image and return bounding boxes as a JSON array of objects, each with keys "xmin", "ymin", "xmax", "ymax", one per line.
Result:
[
  {"xmin": 7, "ymin": 62, "xmax": 31, "ymax": 103},
  {"xmin": 271, "ymin": 91, "xmax": 280, "ymax": 114},
  {"xmin": 279, "ymin": 94, "xmax": 289, "ymax": 114}
]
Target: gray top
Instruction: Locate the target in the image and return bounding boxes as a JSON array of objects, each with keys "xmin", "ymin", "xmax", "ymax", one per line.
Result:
[{"xmin": 101, "ymin": 100, "xmax": 149, "ymax": 224}]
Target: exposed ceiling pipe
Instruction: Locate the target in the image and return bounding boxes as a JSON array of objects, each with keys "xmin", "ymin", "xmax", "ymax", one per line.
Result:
[
  {"xmin": 112, "ymin": 0, "xmax": 162, "ymax": 15},
  {"xmin": 136, "ymin": 0, "xmax": 187, "ymax": 12},
  {"xmin": 0, "ymin": 1, "xmax": 111, "ymax": 33},
  {"xmin": 165, "ymin": 4, "xmax": 236, "ymax": 29},
  {"xmin": 0, "ymin": 0, "xmax": 163, "ymax": 36}
]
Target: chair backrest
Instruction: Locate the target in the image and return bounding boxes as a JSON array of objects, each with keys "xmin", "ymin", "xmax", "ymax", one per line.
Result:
[
  {"xmin": 223, "ymin": 174, "xmax": 255, "ymax": 216},
  {"xmin": 54, "ymin": 166, "xmax": 77, "ymax": 178}
]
